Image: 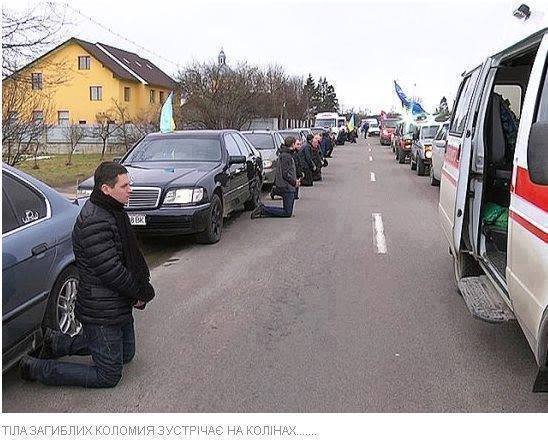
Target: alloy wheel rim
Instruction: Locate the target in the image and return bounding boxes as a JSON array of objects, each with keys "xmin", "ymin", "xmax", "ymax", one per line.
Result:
[{"xmin": 57, "ymin": 278, "xmax": 82, "ymax": 336}]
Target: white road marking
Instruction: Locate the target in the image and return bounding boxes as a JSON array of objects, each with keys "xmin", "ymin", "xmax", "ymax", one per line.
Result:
[
  {"xmin": 369, "ymin": 156, "xmax": 373, "ymax": 162},
  {"xmin": 372, "ymin": 213, "xmax": 387, "ymax": 254},
  {"xmin": 370, "ymin": 172, "xmax": 376, "ymax": 182},
  {"xmin": 368, "ymin": 148, "xmax": 372, "ymax": 152}
]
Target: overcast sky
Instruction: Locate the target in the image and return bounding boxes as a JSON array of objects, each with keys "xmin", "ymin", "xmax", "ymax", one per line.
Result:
[{"xmin": 5, "ymin": 0, "xmax": 548, "ymax": 114}]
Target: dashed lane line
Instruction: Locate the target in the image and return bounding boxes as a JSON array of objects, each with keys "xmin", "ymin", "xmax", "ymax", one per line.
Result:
[
  {"xmin": 370, "ymin": 172, "xmax": 376, "ymax": 182},
  {"xmin": 372, "ymin": 213, "xmax": 387, "ymax": 254}
]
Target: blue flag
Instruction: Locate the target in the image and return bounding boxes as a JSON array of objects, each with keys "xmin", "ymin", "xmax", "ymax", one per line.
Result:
[
  {"xmin": 160, "ymin": 92, "xmax": 175, "ymax": 133},
  {"xmin": 394, "ymin": 81, "xmax": 426, "ymax": 116}
]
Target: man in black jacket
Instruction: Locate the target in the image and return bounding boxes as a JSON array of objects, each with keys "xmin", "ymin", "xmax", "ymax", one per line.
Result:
[
  {"xmin": 298, "ymin": 136, "xmax": 316, "ymax": 186},
  {"xmin": 19, "ymin": 162, "xmax": 155, "ymax": 388},
  {"xmin": 251, "ymin": 137, "xmax": 299, "ymax": 218}
]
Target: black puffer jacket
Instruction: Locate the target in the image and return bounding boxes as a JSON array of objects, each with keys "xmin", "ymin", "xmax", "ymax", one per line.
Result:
[
  {"xmin": 73, "ymin": 200, "xmax": 152, "ymax": 325},
  {"xmin": 274, "ymin": 146, "xmax": 297, "ymax": 192}
]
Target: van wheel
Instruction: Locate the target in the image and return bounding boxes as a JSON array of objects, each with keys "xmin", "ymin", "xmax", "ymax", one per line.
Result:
[
  {"xmin": 430, "ymin": 166, "xmax": 440, "ymax": 186},
  {"xmin": 196, "ymin": 194, "xmax": 223, "ymax": 244},
  {"xmin": 43, "ymin": 265, "xmax": 82, "ymax": 336},
  {"xmin": 417, "ymin": 157, "xmax": 426, "ymax": 176}
]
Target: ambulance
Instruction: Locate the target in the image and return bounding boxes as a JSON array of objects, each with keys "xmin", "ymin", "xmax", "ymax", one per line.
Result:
[{"xmin": 438, "ymin": 28, "xmax": 548, "ymax": 391}]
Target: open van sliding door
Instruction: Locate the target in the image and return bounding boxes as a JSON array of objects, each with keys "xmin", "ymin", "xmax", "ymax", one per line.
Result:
[
  {"xmin": 507, "ymin": 34, "xmax": 548, "ymax": 365},
  {"xmin": 439, "ymin": 64, "xmax": 486, "ymax": 255}
]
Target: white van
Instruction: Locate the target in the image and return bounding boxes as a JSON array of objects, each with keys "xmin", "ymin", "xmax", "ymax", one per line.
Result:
[
  {"xmin": 439, "ymin": 28, "xmax": 548, "ymax": 391},
  {"xmin": 314, "ymin": 112, "xmax": 345, "ymax": 137}
]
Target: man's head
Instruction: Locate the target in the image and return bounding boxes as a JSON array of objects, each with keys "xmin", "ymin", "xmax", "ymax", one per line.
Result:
[
  {"xmin": 294, "ymin": 139, "xmax": 302, "ymax": 151},
  {"xmin": 284, "ymin": 136, "xmax": 297, "ymax": 150},
  {"xmin": 94, "ymin": 162, "xmax": 131, "ymax": 205},
  {"xmin": 312, "ymin": 134, "xmax": 321, "ymax": 148}
]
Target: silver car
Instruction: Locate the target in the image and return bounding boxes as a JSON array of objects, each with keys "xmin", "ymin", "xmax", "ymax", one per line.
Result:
[
  {"xmin": 242, "ymin": 130, "xmax": 284, "ymax": 186},
  {"xmin": 430, "ymin": 122, "xmax": 449, "ymax": 186}
]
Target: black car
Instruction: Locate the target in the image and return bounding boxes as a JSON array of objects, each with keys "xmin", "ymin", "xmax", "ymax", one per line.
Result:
[{"xmin": 78, "ymin": 130, "xmax": 263, "ymax": 243}]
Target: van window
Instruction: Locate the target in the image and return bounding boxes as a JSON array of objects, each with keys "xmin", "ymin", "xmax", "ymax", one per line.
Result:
[
  {"xmin": 450, "ymin": 68, "xmax": 481, "ymax": 134},
  {"xmin": 535, "ymin": 69, "xmax": 548, "ymax": 123},
  {"xmin": 494, "ymin": 84, "xmax": 522, "ymax": 118}
]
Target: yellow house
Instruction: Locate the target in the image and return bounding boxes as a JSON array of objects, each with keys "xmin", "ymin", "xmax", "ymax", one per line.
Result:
[{"xmin": 3, "ymin": 37, "xmax": 176, "ymax": 126}]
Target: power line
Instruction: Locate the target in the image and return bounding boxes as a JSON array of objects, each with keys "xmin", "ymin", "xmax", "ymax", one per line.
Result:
[{"xmin": 59, "ymin": 2, "xmax": 182, "ymax": 71}]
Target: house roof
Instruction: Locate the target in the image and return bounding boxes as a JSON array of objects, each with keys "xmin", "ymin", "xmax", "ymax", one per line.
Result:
[{"xmin": 4, "ymin": 37, "xmax": 176, "ymax": 90}]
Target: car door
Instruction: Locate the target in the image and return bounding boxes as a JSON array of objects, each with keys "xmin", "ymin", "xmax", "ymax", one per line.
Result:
[
  {"xmin": 233, "ymin": 132, "xmax": 261, "ymax": 195},
  {"xmin": 223, "ymin": 134, "xmax": 248, "ymax": 210},
  {"xmin": 507, "ymin": 35, "xmax": 548, "ymax": 359},
  {"xmin": 432, "ymin": 125, "xmax": 448, "ymax": 179},
  {"xmin": 2, "ymin": 171, "xmax": 57, "ymax": 354},
  {"xmin": 439, "ymin": 65, "xmax": 485, "ymax": 253}
]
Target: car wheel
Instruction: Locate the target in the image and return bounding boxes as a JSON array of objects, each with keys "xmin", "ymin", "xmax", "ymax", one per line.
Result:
[
  {"xmin": 44, "ymin": 265, "xmax": 81, "ymax": 337},
  {"xmin": 430, "ymin": 165, "xmax": 440, "ymax": 186},
  {"xmin": 398, "ymin": 148, "xmax": 406, "ymax": 164},
  {"xmin": 417, "ymin": 156, "xmax": 426, "ymax": 176},
  {"xmin": 244, "ymin": 178, "xmax": 260, "ymax": 211},
  {"xmin": 410, "ymin": 154, "xmax": 417, "ymax": 170},
  {"xmin": 196, "ymin": 194, "xmax": 223, "ymax": 244}
]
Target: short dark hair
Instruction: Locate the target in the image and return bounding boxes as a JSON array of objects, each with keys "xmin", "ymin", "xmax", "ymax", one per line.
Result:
[
  {"xmin": 306, "ymin": 133, "xmax": 314, "ymax": 142},
  {"xmin": 284, "ymin": 136, "xmax": 296, "ymax": 147},
  {"xmin": 94, "ymin": 162, "xmax": 128, "ymax": 189}
]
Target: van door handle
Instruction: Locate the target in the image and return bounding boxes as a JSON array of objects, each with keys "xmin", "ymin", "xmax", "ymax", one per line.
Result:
[{"xmin": 31, "ymin": 243, "xmax": 48, "ymax": 256}]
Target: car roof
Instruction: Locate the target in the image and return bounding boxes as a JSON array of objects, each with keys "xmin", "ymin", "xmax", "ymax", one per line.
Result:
[
  {"xmin": 241, "ymin": 130, "xmax": 276, "ymax": 134},
  {"xmin": 146, "ymin": 129, "xmax": 239, "ymax": 138}
]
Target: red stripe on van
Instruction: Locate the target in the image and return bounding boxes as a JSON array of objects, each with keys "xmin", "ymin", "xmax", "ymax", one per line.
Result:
[
  {"xmin": 442, "ymin": 168, "xmax": 458, "ymax": 186},
  {"xmin": 445, "ymin": 144, "xmax": 460, "ymax": 169},
  {"xmin": 514, "ymin": 166, "xmax": 548, "ymax": 212},
  {"xmin": 509, "ymin": 210, "xmax": 548, "ymax": 243}
]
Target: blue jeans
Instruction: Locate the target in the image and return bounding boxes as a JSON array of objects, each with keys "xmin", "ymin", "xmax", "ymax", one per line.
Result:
[
  {"xmin": 261, "ymin": 191, "xmax": 295, "ymax": 217},
  {"xmin": 28, "ymin": 320, "xmax": 135, "ymax": 388}
]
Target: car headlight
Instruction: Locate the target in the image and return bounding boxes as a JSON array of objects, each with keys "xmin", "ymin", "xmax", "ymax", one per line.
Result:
[
  {"xmin": 77, "ymin": 188, "xmax": 92, "ymax": 197},
  {"xmin": 425, "ymin": 150, "xmax": 432, "ymax": 159},
  {"xmin": 163, "ymin": 187, "xmax": 204, "ymax": 205},
  {"xmin": 263, "ymin": 160, "xmax": 273, "ymax": 169}
]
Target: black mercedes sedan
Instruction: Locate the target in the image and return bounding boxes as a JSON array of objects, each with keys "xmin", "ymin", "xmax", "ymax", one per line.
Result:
[{"xmin": 77, "ymin": 130, "xmax": 263, "ymax": 243}]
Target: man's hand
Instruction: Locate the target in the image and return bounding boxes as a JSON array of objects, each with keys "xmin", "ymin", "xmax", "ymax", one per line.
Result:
[{"xmin": 133, "ymin": 300, "xmax": 146, "ymax": 310}]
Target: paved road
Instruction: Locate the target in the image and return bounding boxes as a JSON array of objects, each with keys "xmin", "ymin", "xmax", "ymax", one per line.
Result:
[{"xmin": 3, "ymin": 137, "xmax": 547, "ymax": 412}]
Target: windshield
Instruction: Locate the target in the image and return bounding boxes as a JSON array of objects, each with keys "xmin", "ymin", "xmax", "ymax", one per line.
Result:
[
  {"xmin": 125, "ymin": 137, "xmax": 222, "ymax": 163},
  {"xmin": 383, "ymin": 120, "xmax": 399, "ymax": 128},
  {"xmin": 315, "ymin": 118, "xmax": 336, "ymax": 127},
  {"xmin": 244, "ymin": 133, "xmax": 275, "ymax": 150},
  {"xmin": 279, "ymin": 131, "xmax": 301, "ymax": 139},
  {"xmin": 421, "ymin": 125, "xmax": 440, "ymax": 139},
  {"xmin": 311, "ymin": 128, "xmax": 325, "ymax": 135}
]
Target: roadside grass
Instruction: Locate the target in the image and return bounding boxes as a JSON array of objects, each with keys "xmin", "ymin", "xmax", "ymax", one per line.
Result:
[{"xmin": 17, "ymin": 153, "xmax": 117, "ymax": 188}]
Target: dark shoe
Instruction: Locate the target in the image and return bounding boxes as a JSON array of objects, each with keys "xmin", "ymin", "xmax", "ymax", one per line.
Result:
[
  {"xmin": 270, "ymin": 191, "xmax": 275, "ymax": 200},
  {"xmin": 250, "ymin": 206, "xmax": 263, "ymax": 219},
  {"xmin": 294, "ymin": 196, "xmax": 300, "ymax": 200},
  {"xmin": 19, "ymin": 355, "xmax": 36, "ymax": 382},
  {"xmin": 38, "ymin": 327, "xmax": 57, "ymax": 359}
]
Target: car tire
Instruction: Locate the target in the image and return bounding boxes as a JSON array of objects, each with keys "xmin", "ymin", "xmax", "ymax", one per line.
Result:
[
  {"xmin": 196, "ymin": 194, "xmax": 223, "ymax": 244},
  {"xmin": 244, "ymin": 178, "xmax": 260, "ymax": 211},
  {"xmin": 398, "ymin": 148, "xmax": 405, "ymax": 164},
  {"xmin": 417, "ymin": 156, "xmax": 426, "ymax": 176},
  {"xmin": 430, "ymin": 165, "xmax": 440, "ymax": 186},
  {"xmin": 43, "ymin": 265, "xmax": 81, "ymax": 337},
  {"xmin": 410, "ymin": 154, "xmax": 417, "ymax": 170}
]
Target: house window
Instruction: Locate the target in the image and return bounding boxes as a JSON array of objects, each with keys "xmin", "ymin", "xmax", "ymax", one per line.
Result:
[
  {"xmin": 150, "ymin": 89, "xmax": 156, "ymax": 103},
  {"xmin": 31, "ymin": 73, "xmax": 43, "ymax": 90},
  {"xmin": 78, "ymin": 56, "xmax": 91, "ymax": 70},
  {"xmin": 159, "ymin": 91, "xmax": 165, "ymax": 104},
  {"xmin": 58, "ymin": 111, "xmax": 69, "ymax": 125},
  {"xmin": 79, "ymin": 120, "xmax": 86, "ymax": 125},
  {"xmin": 124, "ymin": 87, "xmax": 131, "ymax": 102},
  {"xmin": 32, "ymin": 110, "xmax": 44, "ymax": 122},
  {"xmin": 90, "ymin": 86, "xmax": 102, "ymax": 101}
]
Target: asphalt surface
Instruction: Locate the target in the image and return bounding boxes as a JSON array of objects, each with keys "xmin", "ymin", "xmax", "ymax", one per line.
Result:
[{"xmin": 3, "ymin": 137, "xmax": 547, "ymax": 412}]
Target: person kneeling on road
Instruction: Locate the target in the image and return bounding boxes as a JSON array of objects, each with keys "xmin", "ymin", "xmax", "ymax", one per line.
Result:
[
  {"xmin": 19, "ymin": 162, "xmax": 155, "ymax": 388},
  {"xmin": 252, "ymin": 137, "xmax": 299, "ymax": 219},
  {"xmin": 271, "ymin": 138, "xmax": 303, "ymax": 200}
]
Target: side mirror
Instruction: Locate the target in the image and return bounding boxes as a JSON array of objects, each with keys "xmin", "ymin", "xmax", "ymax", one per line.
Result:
[
  {"xmin": 228, "ymin": 155, "xmax": 246, "ymax": 165},
  {"xmin": 113, "ymin": 157, "xmax": 122, "ymax": 163},
  {"xmin": 527, "ymin": 122, "xmax": 548, "ymax": 185}
]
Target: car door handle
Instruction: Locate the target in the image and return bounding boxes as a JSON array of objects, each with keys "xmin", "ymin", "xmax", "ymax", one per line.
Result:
[{"xmin": 31, "ymin": 243, "xmax": 48, "ymax": 256}]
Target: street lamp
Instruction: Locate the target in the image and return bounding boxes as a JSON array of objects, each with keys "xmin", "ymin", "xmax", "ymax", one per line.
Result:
[{"xmin": 513, "ymin": 3, "xmax": 531, "ymax": 20}]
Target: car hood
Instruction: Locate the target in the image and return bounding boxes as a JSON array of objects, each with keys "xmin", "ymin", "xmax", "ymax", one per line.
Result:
[
  {"xmin": 79, "ymin": 162, "xmax": 217, "ymax": 189},
  {"xmin": 259, "ymin": 149, "xmax": 277, "ymax": 162}
]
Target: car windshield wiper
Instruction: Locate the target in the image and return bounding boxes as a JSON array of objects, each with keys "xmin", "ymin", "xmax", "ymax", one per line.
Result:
[{"xmin": 124, "ymin": 163, "xmax": 148, "ymax": 169}]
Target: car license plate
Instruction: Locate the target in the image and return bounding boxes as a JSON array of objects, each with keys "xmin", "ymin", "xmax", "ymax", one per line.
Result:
[{"xmin": 129, "ymin": 214, "xmax": 146, "ymax": 226}]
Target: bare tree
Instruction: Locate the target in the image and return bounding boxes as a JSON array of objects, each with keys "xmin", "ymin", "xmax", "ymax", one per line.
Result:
[
  {"xmin": 94, "ymin": 111, "xmax": 116, "ymax": 160},
  {"xmin": 63, "ymin": 122, "xmax": 86, "ymax": 166},
  {"xmin": 111, "ymin": 100, "xmax": 141, "ymax": 152},
  {"xmin": 2, "ymin": 3, "xmax": 68, "ymax": 78}
]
